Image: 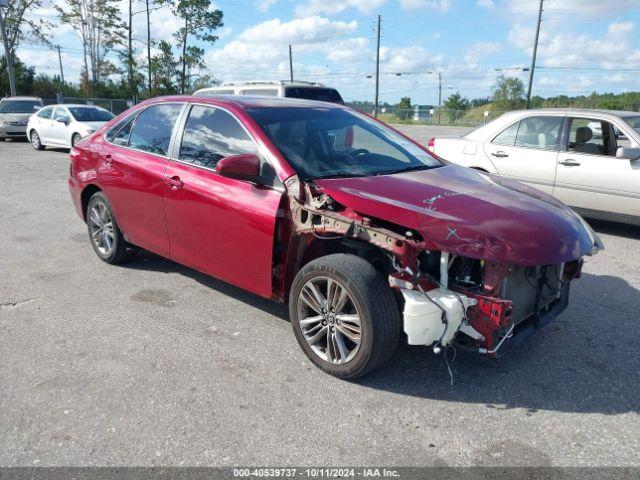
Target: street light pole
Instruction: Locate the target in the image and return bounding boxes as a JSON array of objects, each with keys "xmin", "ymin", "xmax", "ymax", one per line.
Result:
[
  {"xmin": 0, "ymin": 1, "xmax": 17, "ymax": 96},
  {"xmin": 526, "ymin": 0, "xmax": 544, "ymax": 109},
  {"xmin": 374, "ymin": 14, "xmax": 381, "ymax": 118}
]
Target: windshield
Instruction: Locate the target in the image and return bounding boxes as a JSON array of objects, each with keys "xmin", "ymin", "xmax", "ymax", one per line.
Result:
[
  {"xmin": 248, "ymin": 107, "xmax": 441, "ymax": 181},
  {"xmin": 623, "ymin": 116, "xmax": 640, "ymax": 134},
  {"xmin": 285, "ymin": 87, "xmax": 344, "ymax": 104},
  {"xmin": 0, "ymin": 100, "xmax": 42, "ymax": 113},
  {"xmin": 68, "ymin": 107, "xmax": 115, "ymax": 122}
]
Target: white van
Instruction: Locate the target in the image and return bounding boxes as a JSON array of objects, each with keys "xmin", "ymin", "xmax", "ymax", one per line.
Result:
[{"xmin": 193, "ymin": 80, "xmax": 344, "ymax": 104}]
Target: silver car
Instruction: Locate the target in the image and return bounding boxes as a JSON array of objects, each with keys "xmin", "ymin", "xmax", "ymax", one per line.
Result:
[
  {"xmin": 0, "ymin": 96, "xmax": 44, "ymax": 140},
  {"xmin": 27, "ymin": 104, "xmax": 115, "ymax": 150},
  {"xmin": 428, "ymin": 109, "xmax": 640, "ymax": 226}
]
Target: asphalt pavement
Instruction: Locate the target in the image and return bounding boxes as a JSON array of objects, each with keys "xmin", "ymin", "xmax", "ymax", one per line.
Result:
[{"xmin": 0, "ymin": 132, "xmax": 639, "ymax": 467}]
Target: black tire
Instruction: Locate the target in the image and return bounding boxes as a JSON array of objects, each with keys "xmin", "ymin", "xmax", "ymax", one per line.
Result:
[
  {"xmin": 289, "ymin": 254, "xmax": 401, "ymax": 379},
  {"xmin": 71, "ymin": 133, "xmax": 82, "ymax": 147},
  {"xmin": 86, "ymin": 191, "xmax": 134, "ymax": 264},
  {"xmin": 30, "ymin": 130, "xmax": 45, "ymax": 150}
]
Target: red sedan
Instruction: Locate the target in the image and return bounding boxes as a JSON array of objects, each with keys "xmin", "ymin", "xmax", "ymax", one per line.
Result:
[{"xmin": 69, "ymin": 95, "xmax": 602, "ymax": 379}]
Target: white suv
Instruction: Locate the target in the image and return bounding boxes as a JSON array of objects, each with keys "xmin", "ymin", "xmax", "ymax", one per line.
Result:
[{"xmin": 194, "ymin": 81, "xmax": 344, "ymax": 104}]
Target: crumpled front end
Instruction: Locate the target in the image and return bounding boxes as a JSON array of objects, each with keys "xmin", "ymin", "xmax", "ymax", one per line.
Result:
[{"xmin": 281, "ymin": 167, "xmax": 602, "ymax": 356}]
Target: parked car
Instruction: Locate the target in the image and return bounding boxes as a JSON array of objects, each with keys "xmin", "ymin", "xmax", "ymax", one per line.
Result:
[
  {"xmin": 28, "ymin": 104, "xmax": 115, "ymax": 150},
  {"xmin": 0, "ymin": 96, "xmax": 43, "ymax": 141},
  {"xmin": 68, "ymin": 96, "xmax": 601, "ymax": 379},
  {"xmin": 194, "ymin": 80, "xmax": 344, "ymax": 104},
  {"xmin": 427, "ymin": 109, "xmax": 640, "ymax": 226}
]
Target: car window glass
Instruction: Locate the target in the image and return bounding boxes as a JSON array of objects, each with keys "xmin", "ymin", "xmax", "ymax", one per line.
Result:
[
  {"xmin": 492, "ymin": 122, "xmax": 519, "ymax": 146},
  {"xmin": 179, "ymin": 105, "xmax": 259, "ymax": 169},
  {"xmin": 53, "ymin": 108, "xmax": 70, "ymax": 122},
  {"xmin": 129, "ymin": 104, "xmax": 183, "ymax": 155},
  {"xmin": 285, "ymin": 87, "xmax": 344, "ymax": 104},
  {"xmin": 37, "ymin": 107, "xmax": 53, "ymax": 119},
  {"xmin": 568, "ymin": 118, "xmax": 615, "ymax": 156},
  {"xmin": 111, "ymin": 118, "xmax": 135, "ymax": 146},
  {"xmin": 240, "ymin": 89, "xmax": 278, "ymax": 96},
  {"xmin": 515, "ymin": 116, "xmax": 563, "ymax": 150}
]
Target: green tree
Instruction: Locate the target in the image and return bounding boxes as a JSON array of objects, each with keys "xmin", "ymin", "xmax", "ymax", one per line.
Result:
[
  {"xmin": 492, "ymin": 75, "xmax": 526, "ymax": 110},
  {"xmin": 169, "ymin": 0, "xmax": 223, "ymax": 93},
  {"xmin": 0, "ymin": 56, "xmax": 35, "ymax": 96},
  {"xmin": 1, "ymin": 0, "xmax": 52, "ymax": 56},
  {"xmin": 149, "ymin": 40, "xmax": 179, "ymax": 95},
  {"xmin": 57, "ymin": 0, "xmax": 126, "ymax": 94},
  {"xmin": 396, "ymin": 97, "xmax": 412, "ymax": 120},
  {"xmin": 444, "ymin": 92, "xmax": 470, "ymax": 123}
]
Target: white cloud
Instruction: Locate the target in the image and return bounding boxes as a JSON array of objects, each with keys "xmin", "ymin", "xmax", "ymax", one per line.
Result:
[
  {"xmin": 464, "ymin": 42, "xmax": 502, "ymax": 64},
  {"xmin": 398, "ymin": 0, "xmax": 450, "ymax": 10},
  {"xmin": 295, "ymin": 0, "xmax": 386, "ymax": 17},
  {"xmin": 326, "ymin": 38, "xmax": 370, "ymax": 62},
  {"xmin": 254, "ymin": 0, "xmax": 278, "ymax": 12},
  {"xmin": 238, "ymin": 16, "xmax": 358, "ymax": 45},
  {"xmin": 478, "ymin": 0, "xmax": 495, "ymax": 8},
  {"xmin": 505, "ymin": 0, "xmax": 640, "ymax": 19},
  {"xmin": 380, "ymin": 45, "xmax": 443, "ymax": 72}
]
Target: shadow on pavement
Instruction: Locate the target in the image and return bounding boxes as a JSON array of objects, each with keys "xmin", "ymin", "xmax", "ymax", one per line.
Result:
[{"xmin": 121, "ymin": 248, "xmax": 639, "ymax": 415}]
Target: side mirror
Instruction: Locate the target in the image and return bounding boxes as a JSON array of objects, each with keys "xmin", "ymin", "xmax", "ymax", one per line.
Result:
[
  {"xmin": 616, "ymin": 146, "xmax": 640, "ymax": 160},
  {"xmin": 216, "ymin": 153, "xmax": 261, "ymax": 179}
]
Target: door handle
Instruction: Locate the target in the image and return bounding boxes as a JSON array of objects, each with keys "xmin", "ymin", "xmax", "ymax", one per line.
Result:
[
  {"xmin": 165, "ymin": 175, "xmax": 184, "ymax": 190},
  {"xmin": 491, "ymin": 151, "xmax": 509, "ymax": 158},
  {"xmin": 559, "ymin": 159, "xmax": 581, "ymax": 167}
]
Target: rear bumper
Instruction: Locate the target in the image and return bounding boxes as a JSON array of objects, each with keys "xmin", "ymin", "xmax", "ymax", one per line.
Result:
[{"xmin": 68, "ymin": 176, "xmax": 84, "ymax": 220}]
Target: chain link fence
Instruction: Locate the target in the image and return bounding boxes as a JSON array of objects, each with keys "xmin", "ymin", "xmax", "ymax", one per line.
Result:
[{"xmin": 42, "ymin": 97, "xmax": 133, "ymax": 115}]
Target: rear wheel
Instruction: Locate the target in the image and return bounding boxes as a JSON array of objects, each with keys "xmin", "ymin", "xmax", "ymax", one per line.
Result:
[
  {"xmin": 289, "ymin": 254, "xmax": 401, "ymax": 379},
  {"xmin": 86, "ymin": 191, "xmax": 134, "ymax": 264},
  {"xmin": 30, "ymin": 130, "xmax": 44, "ymax": 150}
]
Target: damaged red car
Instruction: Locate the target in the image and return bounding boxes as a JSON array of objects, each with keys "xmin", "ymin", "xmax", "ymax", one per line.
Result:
[{"xmin": 68, "ymin": 96, "xmax": 603, "ymax": 379}]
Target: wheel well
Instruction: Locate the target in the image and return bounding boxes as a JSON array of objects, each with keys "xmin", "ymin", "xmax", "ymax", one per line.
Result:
[
  {"xmin": 81, "ymin": 185, "xmax": 102, "ymax": 220},
  {"xmin": 299, "ymin": 237, "xmax": 391, "ymax": 276}
]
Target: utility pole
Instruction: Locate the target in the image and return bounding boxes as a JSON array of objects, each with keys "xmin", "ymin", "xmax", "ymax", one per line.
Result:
[
  {"xmin": 57, "ymin": 45, "xmax": 65, "ymax": 85},
  {"xmin": 127, "ymin": 0, "xmax": 136, "ymax": 101},
  {"xmin": 374, "ymin": 14, "xmax": 381, "ymax": 118},
  {"xmin": 0, "ymin": 2, "xmax": 16, "ymax": 96},
  {"xmin": 526, "ymin": 0, "xmax": 544, "ymax": 109},
  {"xmin": 288, "ymin": 44, "xmax": 293, "ymax": 82},
  {"xmin": 437, "ymin": 72, "xmax": 442, "ymax": 125},
  {"xmin": 146, "ymin": 0, "xmax": 152, "ymax": 93}
]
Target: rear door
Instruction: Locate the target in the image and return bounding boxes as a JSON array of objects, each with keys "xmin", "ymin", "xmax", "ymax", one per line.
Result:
[
  {"xmin": 163, "ymin": 104, "xmax": 284, "ymax": 297},
  {"xmin": 99, "ymin": 103, "xmax": 184, "ymax": 257},
  {"xmin": 483, "ymin": 115, "xmax": 564, "ymax": 194},
  {"xmin": 554, "ymin": 116, "xmax": 640, "ymax": 219}
]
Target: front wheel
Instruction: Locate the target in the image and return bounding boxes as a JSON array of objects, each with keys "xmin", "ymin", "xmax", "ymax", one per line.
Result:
[
  {"xmin": 289, "ymin": 254, "xmax": 401, "ymax": 379},
  {"xmin": 86, "ymin": 191, "xmax": 134, "ymax": 264},
  {"xmin": 30, "ymin": 130, "xmax": 44, "ymax": 150}
]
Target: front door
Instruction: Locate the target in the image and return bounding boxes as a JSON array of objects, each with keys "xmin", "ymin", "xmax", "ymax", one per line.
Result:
[
  {"xmin": 163, "ymin": 104, "xmax": 283, "ymax": 298},
  {"xmin": 483, "ymin": 115, "xmax": 564, "ymax": 194},
  {"xmin": 554, "ymin": 117, "xmax": 640, "ymax": 219},
  {"xmin": 98, "ymin": 103, "xmax": 184, "ymax": 257}
]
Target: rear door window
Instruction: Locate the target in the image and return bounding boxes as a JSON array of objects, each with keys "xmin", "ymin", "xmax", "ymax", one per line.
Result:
[
  {"xmin": 128, "ymin": 104, "xmax": 183, "ymax": 155},
  {"xmin": 37, "ymin": 107, "xmax": 54, "ymax": 119},
  {"xmin": 514, "ymin": 116, "xmax": 563, "ymax": 151},
  {"xmin": 492, "ymin": 122, "xmax": 519, "ymax": 146}
]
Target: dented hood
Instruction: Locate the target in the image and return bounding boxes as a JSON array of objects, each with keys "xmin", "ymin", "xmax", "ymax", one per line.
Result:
[{"xmin": 314, "ymin": 165, "xmax": 598, "ymax": 266}]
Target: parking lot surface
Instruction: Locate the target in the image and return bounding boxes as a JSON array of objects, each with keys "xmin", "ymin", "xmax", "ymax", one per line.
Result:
[{"xmin": 1, "ymin": 135, "xmax": 639, "ymax": 467}]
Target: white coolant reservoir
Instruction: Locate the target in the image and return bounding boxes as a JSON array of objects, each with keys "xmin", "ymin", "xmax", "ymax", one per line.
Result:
[{"xmin": 401, "ymin": 288, "xmax": 476, "ymax": 346}]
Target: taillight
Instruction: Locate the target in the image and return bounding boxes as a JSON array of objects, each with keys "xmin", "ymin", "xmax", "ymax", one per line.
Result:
[{"xmin": 427, "ymin": 138, "xmax": 435, "ymax": 151}]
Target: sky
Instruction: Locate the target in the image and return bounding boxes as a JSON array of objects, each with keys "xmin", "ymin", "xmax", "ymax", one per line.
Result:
[{"xmin": 15, "ymin": 0, "xmax": 640, "ymax": 105}]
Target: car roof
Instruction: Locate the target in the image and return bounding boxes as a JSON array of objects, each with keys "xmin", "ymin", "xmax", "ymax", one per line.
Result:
[
  {"xmin": 1, "ymin": 96, "xmax": 42, "ymax": 101},
  {"xmin": 56, "ymin": 104, "xmax": 107, "ymax": 109},
  {"xmin": 145, "ymin": 94, "xmax": 346, "ymax": 110},
  {"xmin": 505, "ymin": 108, "xmax": 640, "ymax": 118}
]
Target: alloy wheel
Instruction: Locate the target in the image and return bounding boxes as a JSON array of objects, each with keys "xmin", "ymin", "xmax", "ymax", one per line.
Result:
[
  {"xmin": 31, "ymin": 131, "xmax": 40, "ymax": 149},
  {"xmin": 88, "ymin": 201, "xmax": 115, "ymax": 256},
  {"xmin": 296, "ymin": 276, "xmax": 362, "ymax": 364}
]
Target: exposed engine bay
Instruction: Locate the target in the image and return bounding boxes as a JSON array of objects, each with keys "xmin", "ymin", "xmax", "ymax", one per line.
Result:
[{"xmin": 279, "ymin": 176, "xmax": 592, "ymax": 358}]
